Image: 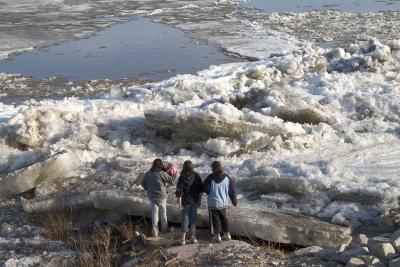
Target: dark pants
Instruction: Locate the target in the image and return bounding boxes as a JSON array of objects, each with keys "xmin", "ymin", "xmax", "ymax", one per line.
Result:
[{"xmin": 209, "ymin": 208, "xmax": 229, "ymax": 235}]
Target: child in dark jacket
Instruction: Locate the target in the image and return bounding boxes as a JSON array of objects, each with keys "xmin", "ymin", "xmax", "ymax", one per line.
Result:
[
  {"xmin": 203, "ymin": 161, "xmax": 237, "ymax": 243},
  {"xmin": 175, "ymin": 160, "xmax": 203, "ymax": 245}
]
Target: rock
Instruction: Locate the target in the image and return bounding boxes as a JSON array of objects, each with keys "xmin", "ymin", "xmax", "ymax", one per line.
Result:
[
  {"xmin": 120, "ymin": 258, "xmax": 139, "ymax": 267},
  {"xmin": 345, "ymin": 257, "xmax": 366, "ymax": 267},
  {"xmin": 369, "ymin": 242, "xmax": 396, "ymax": 261},
  {"xmin": 316, "ymin": 248, "xmax": 338, "ymax": 261},
  {"xmin": 165, "ymin": 240, "xmax": 269, "ymax": 266},
  {"xmin": 349, "ymin": 234, "xmax": 369, "ymax": 249},
  {"xmin": 0, "ymin": 222, "xmax": 15, "ymax": 234},
  {"xmin": 357, "ymin": 234, "xmax": 369, "ymax": 246},
  {"xmin": 391, "ymin": 230, "xmax": 400, "ymax": 252},
  {"xmin": 389, "ymin": 257, "xmax": 400, "ymax": 267},
  {"xmin": 358, "ymin": 256, "xmax": 385, "ymax": 267},
  {"xmin": 332, "ymin": 212, "xmax": 350, "ymax": 226},
  {"xmin": 335, "ymin": 247, "xmax": 369, "ymax": 264},
  {"xmin": 0, "ymin": 151, "xmax": 80, "ymax": 198},
  {"xmin": 381, "ymin": 207, "xmax": 400, "ymax": 229},
  {"xmin": 23, "ymin": 189, "xmax": 352, "ymax": 248},
  {"xmin": 293, "ymin": 246, "xmax": 324, "ymax": 256},
  {"xmin": 369, "ymin": 236, "xmax": 391, "ymax": 247}
]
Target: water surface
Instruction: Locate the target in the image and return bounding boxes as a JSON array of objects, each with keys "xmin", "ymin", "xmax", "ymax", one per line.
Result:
[{"xmin": 0, "ymin": 18, "xmax": 235, "ymax": 81}]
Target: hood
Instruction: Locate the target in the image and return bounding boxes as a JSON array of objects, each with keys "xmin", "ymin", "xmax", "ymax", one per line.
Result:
[
  {"xmin": 180, "ymin": 171, "xmax": 196, "ymax": 185},
  {"xmin": 210, "ymin": 172, "xmax": 227, "ymax": 184}
]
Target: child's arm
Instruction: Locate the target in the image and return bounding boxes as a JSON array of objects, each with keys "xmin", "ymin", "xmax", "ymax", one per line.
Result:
[
  {"xmin": 196, "ymin": 193, "xmax": 202, "ymax": 207},
  {"xmin": 164, "ymin": 172, "xmax": 177, "ymax": 186},
  {"xmin": 202, "ymin": 175, "xmax": 212, "ymax": 195},
  {"xmin": 196, "ymin": 174, "xmax": 203, "ymax": 207},
  {"xmin": 175, "ymin": 176, "xmax": 183, "ymax": 209},
  {"xmin": 141, "ymin": 173, "xmax": 148, "ymax": 191},
  {"xmin": 177, "ymin": 197, "xmax": 183, "ymax": 209},
  {"xmin": 228, "ymin": 176, "xmax": 237, "ymax": 206}
]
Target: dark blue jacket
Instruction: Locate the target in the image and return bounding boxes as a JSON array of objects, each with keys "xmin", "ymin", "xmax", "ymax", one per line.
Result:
[{"xmin": 175, "ymin": 171, "xmax": 203, "ymax": 207}]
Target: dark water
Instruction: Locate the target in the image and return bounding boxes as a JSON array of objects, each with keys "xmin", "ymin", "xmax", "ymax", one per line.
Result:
[
  {"xmin": 241, "ymin": 0, "xmax": 400, "ymax": 12},
  {"xmin": 0, "ymin": 18, "xmax": 234, "ymax": 81}
]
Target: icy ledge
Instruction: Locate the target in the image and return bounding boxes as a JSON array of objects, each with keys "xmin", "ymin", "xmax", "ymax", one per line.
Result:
[{"xmin": 23, "ymin": 190, "xmax": 352, "ymax": 248}]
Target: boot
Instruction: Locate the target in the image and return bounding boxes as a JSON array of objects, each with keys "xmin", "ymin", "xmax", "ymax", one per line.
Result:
[
  {"xmin": 181, "ymin": 232, "xmax": 186, "ymax": 245},
  {"xmin": 190, "ymin": 225, "xmax": 198, "ymax": 243},
  {"xmin": 211, "ymin": 234, "xmax": 222, "ymax": 243},
  {"xmin": 151, "ymin": 225, "xmax": 159, "ymax": 237},
  {"xmin": 222, "ymin": 232, "xmax": 231, "ymax": 241}
]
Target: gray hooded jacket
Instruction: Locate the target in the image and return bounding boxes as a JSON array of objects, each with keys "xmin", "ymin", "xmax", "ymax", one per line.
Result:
[{"xmin": 141, "ymin": 170, "xmax": 176, "ymax": 203}]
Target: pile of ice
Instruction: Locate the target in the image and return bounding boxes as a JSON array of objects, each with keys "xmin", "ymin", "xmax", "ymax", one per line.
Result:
[
  {"xmin": 1, "ymin": 39, "xmax": 399, "ymax": 227},
  {"xmin": 249, "ymin": 10, "xmax": 400, "ymax": 47}
]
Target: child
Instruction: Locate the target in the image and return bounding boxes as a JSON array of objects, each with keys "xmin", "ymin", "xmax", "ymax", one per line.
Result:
[
  {"xmin": 165, "ymin": 163, "xmax": 178, "ymax": 177},
  {"xmin": 141, "ymin": 158, "xmax": 176, "ymax": 237},
  {"xmin": 203, "ymin": 161, "xmax": 237, "ymax": 243},
  {"xmin": 175, "ymin": 160, "xmax": 203, "ymax": 245}
]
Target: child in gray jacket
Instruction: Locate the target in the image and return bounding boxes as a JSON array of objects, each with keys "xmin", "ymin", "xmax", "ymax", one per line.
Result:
[{"xmin": 141, "ymin": 158, "xmax": 176, "ymax": 237}]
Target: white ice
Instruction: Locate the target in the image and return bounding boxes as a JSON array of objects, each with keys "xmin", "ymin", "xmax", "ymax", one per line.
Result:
[{"xmin": 1, "ymin": 39, "xmax": 399, "ymax": 228}]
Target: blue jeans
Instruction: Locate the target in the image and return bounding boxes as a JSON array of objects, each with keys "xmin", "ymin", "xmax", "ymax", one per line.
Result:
[
  {"xmin": 151, "ymin": 200, "xmax": 168, "ymax": 231},
  {"xmin": 181, "ymin": 204, "xmax": 198, "ymax": 232}
]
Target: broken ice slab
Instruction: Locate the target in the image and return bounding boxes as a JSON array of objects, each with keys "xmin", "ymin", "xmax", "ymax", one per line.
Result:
[
  {"xmin": 238, "ymin": 176, "xmax": 326, "ymax": 196},
  {"xmin": 144, "ymin": 108, "xmax": 296, "ymax": 141},
  {"xmin": 23, "ymin": 190, "xmax": 352, "ymax": 248},
  {"xmin": 330, "ymin": 188, "xmax": 386, "ymax": 206},
  {"xmin": 0, "ymin": 151, "xmax": 80, "ymax": 198}
]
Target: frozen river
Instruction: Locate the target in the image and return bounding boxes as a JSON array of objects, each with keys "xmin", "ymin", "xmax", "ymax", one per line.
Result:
[
  {"xmin": 1, "ymin": 0, "xmax": 399, "ymax": 82},
  {"xmin": 241, "ymin": 0, "xmax": 400, "ymax": 12},
  {"xmin": 0, "ymin": 0, "xmax": 400, "ymax": 247}
]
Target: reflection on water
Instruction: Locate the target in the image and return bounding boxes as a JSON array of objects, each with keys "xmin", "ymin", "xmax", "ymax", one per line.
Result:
[
  {"xmin": 0, "ymin": 18, "xmax": 235, "ymax": 81},
  {"xmin": 241, "ymin": 0, "xmax": 400, "ymax": 12}
]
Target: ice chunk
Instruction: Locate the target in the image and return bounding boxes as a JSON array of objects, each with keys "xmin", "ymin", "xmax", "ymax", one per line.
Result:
[
  {"xmin": 24, "ymin": 190, "xmax": 352, "ymax": 248},
  {"xmin": 330, "ymin": 188, "xmax": 386, "ymax": 205},
  {"xmin": 0, "ymin": 151, "xmax": 80, "ymax": 198},
  {"xmin": 145, "ymin": 108, "xmax": 296, "ymax": 141},
  {"xmin": 240, "ymin": 175, "xmax": 326, "ymax": 196}
]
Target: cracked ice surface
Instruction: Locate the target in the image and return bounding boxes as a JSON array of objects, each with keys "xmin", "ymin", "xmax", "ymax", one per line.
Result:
[{"xmin": 239, "ymin": 9, "xmax": 400, "ymax": 47}]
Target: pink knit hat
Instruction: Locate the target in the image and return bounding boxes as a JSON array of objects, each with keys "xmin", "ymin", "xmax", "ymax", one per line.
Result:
[{"xmin": 165, "ymin": 163, "xmax": 178, "ymax": 177}]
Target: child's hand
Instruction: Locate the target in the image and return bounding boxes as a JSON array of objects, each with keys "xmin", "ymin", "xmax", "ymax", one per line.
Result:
[{"xmin": 177, "ymin": 198, "xmax": 183, "ymax": 210}]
